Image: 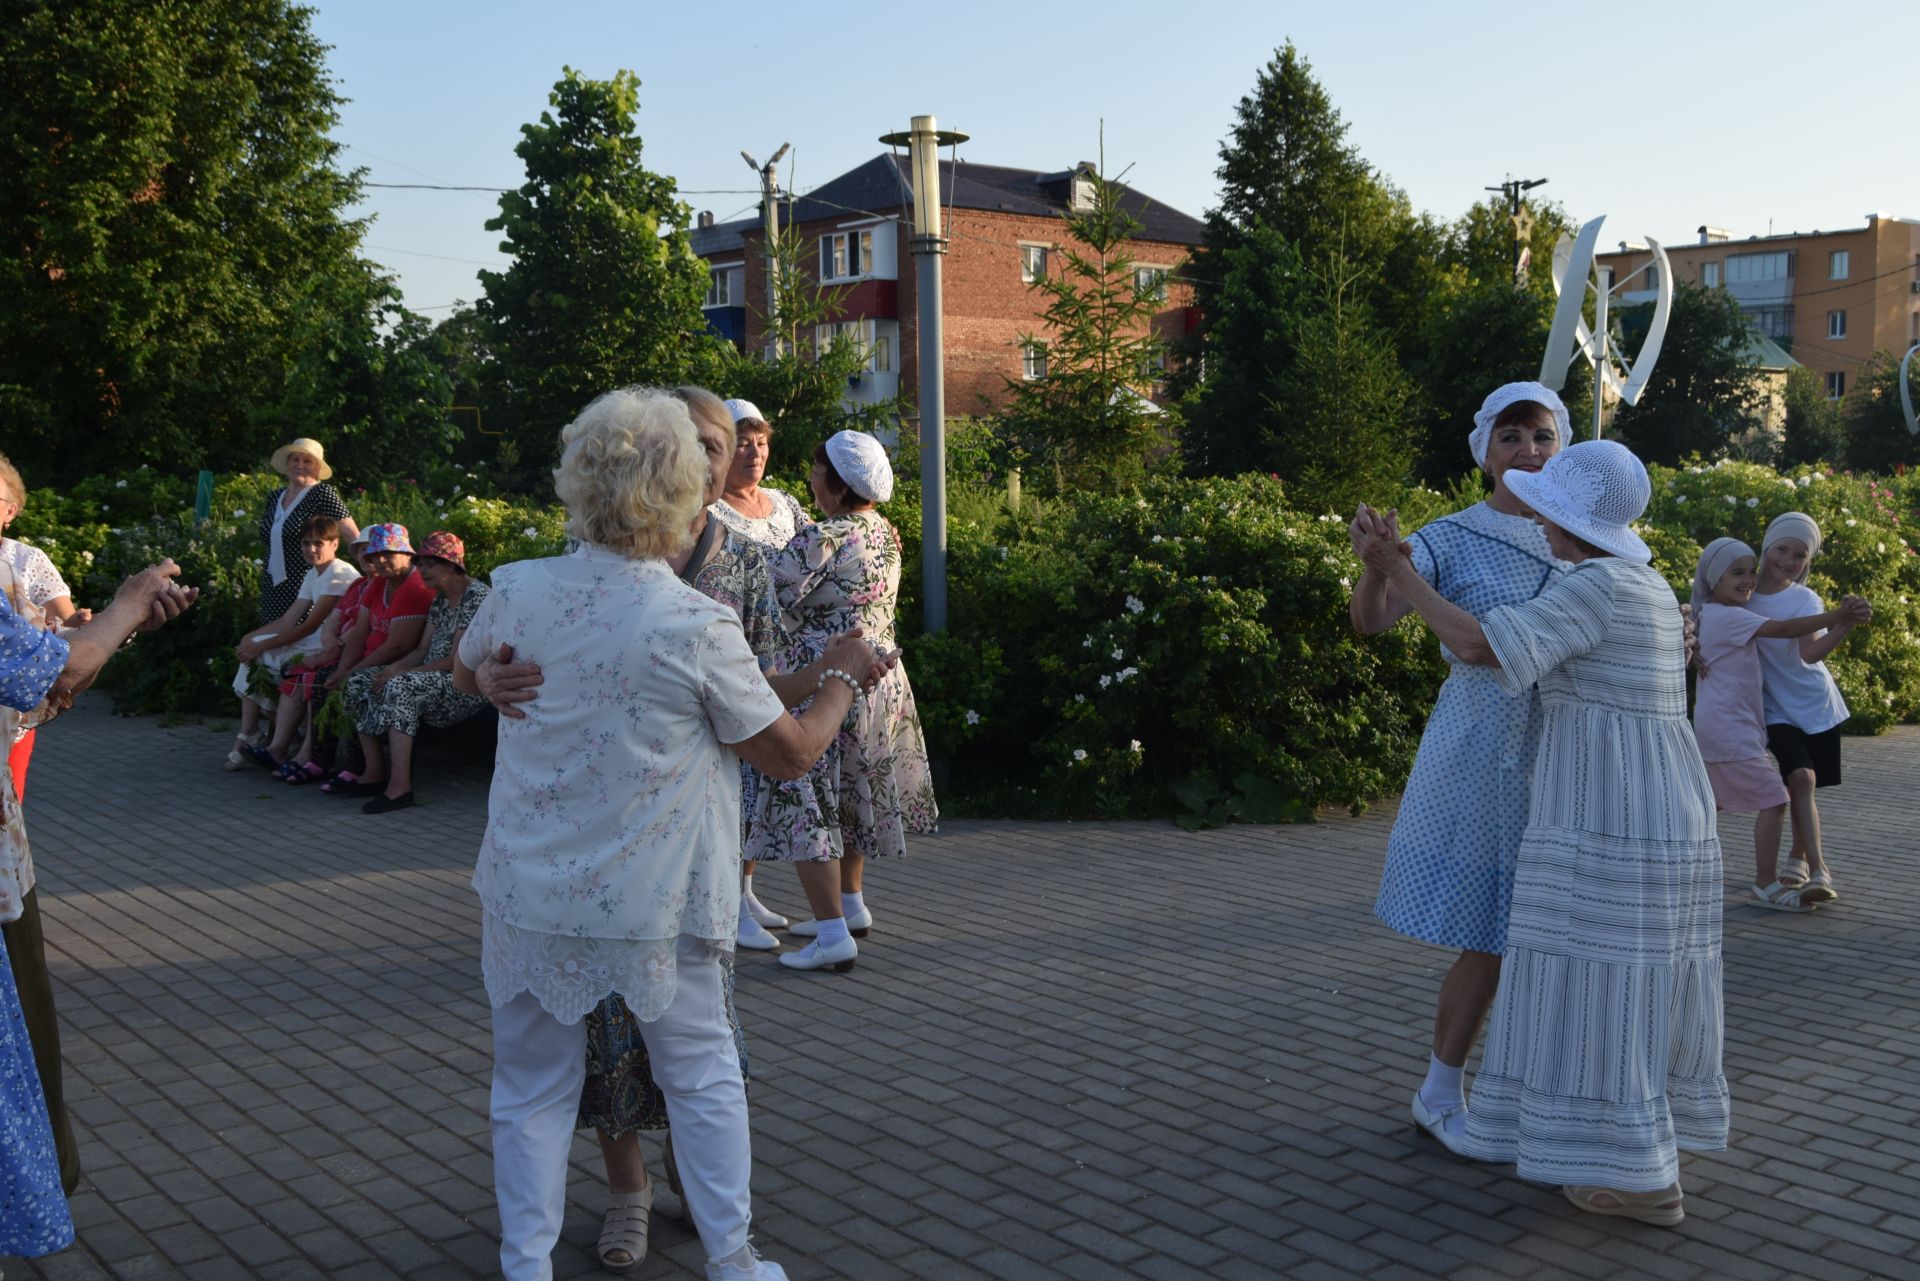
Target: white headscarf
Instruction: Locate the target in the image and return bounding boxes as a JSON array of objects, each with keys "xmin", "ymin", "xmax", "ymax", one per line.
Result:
[
  {"xmin": 1762, "ymin": 512, "xmax": 1822, "ymax": 585},
  {"xmin": 1691, "ymin": 537, "xmax": 1755, "ymax": 615},
  {"xmin": 824, "ymin": 429, "xmax": 894, "ymax": 504},
  {"xmin": 1470, "ymin": 381, "xmax": 1572, "ymax": 469}
]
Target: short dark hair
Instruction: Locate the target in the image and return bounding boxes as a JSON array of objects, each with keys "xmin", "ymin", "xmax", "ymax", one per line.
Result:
[
  {"xmin": 810, "ymin": 442, "xmax": 851, "ymax": 502},
  {"xmin": 302, "ymin": 516, "xmax": 341, "ymax": 542},
  {"xmin": 1492, "ymin": 401, "xmax": 1556, "ymax": 432}
]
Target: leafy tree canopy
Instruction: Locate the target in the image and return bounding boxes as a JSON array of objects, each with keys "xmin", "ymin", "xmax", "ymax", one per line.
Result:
[{"xmin": 1609, "ymin": 284, "xmax": 1765, "ymax": 466}]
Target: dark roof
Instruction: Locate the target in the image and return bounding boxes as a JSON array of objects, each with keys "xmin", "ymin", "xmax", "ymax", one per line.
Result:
[
  {"xmin": 737, "ymin": 155, "xmax": 1204, "ymax": 247},
  {"xmin": 689, "ymin": 218, "xmax": 753, "ymax": 257}
]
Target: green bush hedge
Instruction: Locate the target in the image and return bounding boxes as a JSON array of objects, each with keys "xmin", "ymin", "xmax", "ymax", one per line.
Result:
[{"xmin": 9, "ymin": 457, "xmax": 1918, "ymax": 816}]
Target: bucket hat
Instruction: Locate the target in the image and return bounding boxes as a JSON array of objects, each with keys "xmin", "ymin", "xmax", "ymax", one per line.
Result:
[
  {"xmin": 415, "ymin": 530, "xmax": 466, "ymax": 570},
  {"xmin": 1503, "ymin": 440, "xmax": 1652, "ymax": 564},
  {"xmin": 361, "ymin": 523, "xmax": 415, "ymax": 557}
]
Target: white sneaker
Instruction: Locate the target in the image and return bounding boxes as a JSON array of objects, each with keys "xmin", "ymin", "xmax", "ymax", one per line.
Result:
[
  {"xmin": 743, "ymin": 894, "xmax": 788, "ymax": 930},
  {"xmin": 736, "ymin": 916, "xmax": 781, "ymax": 951},
  {"xmin": 787, "ymin": 906, "xmax": 872, "ymax": 938},
  {"xmin": 777, "ymin": 935, "xmax": 857, "ymax": 972},
  {"xmin": 706, "ymin": 1243, "xmax": 790, "ymax": 1280}
]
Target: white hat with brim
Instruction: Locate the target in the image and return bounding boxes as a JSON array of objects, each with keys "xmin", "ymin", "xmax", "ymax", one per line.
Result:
[
  {"xmin": 1503, "ymin": 439, "xmax": 1653, "ymax": 565},
  {"xmin": 270, "ymin": 437, "xmax": 334, "ymax": 481}
]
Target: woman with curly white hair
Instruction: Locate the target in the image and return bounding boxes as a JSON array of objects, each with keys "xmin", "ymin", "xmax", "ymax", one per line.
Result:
[{"xmin": 455, "ymin": 388, "xmax": 875, "ymax": 1281}]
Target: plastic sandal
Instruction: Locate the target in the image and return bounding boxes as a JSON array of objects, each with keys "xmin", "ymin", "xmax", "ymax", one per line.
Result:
[
  {"xmin": 1563, "ymin": 1183, "xmax": 1684, "ymax": 1226},
  {"xmin": 1776, "ymin": 857, "xmax": 1810, "ymax": 889},
  {"xmin": 285, "ymin": 761, "xmax": 327, "ymax": 785},
  {"xmin": 596, "ymin": 1183, "xmax": 653, "ymax": 1274},
  {"xmin": 320, "ymin": 771, "xmax": 382, "ymax": 796},
  {"xmin": 270, "ymin": 760, "xmax": 303, "ymax": 782},
  {"xmin": 1750, "ymin": 881, "xmax": 1811, "ymax": 912},
  {"xmin": 242, "ymin": 743, "xmax": 280, "ymax": 770},
  {"xmin": 1800, "ymin": 869, "xmax": 1838, "ymax": 905}
]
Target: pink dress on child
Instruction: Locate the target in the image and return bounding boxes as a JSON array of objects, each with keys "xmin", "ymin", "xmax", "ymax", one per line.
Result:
[{"xmin": 1693, "ymin": 603, "xmax": 1791, "ymax": 813}]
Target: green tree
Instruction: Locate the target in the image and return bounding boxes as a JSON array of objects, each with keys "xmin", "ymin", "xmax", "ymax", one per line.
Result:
[
  {"xmin": 1609, "ymin": 284, "xmax": 1764, "ymax": 466},
  {"xmin": 1841, "ymin": 351, "xmax": 1919, "ymax": 473},
  {"xmin": 1778, "ymin": 365, "xmax": 1846, "ymax": 466},
  {"xmin": 1180, "ymin": 42, "xmax": 1427, "ymax": 475},
  {"xmin": 478, "ymin": 68, "xmax": 717, "ymax": 471},
  {"xmin": 1000, "ymin": 162, "xmax": 1172, "ymax": 492},
  {"xmin": 0, "ymin": 0, "xmax": 369, "ymax": 481},
  {"xmin": 1265, "ymin": 250, "xmax": 1416, "ymax": 513}
]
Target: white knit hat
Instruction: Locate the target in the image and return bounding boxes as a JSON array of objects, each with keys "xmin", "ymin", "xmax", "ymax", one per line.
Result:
[
  {"xmin": 1503, "ymin": 440, "xmax": 1652, "ymax": 564},
  {"xmin": 823, "ymin": 430, "xmax": 894, "ymax": 503},
  {"xmin": 1470, "ymin": 382, "xmax": 1571, "ymax": 469},
  {"xmin": 722, "ymin": 398, "xmax": 766, "ymax": 425}
]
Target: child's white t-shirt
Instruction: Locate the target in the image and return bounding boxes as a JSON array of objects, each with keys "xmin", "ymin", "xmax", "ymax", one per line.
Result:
[
  {"xmin": 295, "ymin": 559, "xmax": 361, "ymax": 609},
  {"xmin": 1745, "ymin": 583, "xmax": 1849, "ymax": 733},
  {"xmin": 1693, "ymin": 603, "xmax": 1772, "ymax": 762}
]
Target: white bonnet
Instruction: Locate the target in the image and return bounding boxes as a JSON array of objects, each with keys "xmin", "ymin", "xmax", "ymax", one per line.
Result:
[
  {"xmin": 824, "ymin": 430, "xmax": 894, "ymax": 504},
  {"xmin": 722, "ymin": 398, "xmax": 765, "ymax": 425},
  {"xmin": 1470, "ymin": 382, "xmax": 1571, "ymax": 469}
]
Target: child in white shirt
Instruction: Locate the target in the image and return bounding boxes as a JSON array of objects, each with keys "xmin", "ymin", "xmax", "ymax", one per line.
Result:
[{"xmin": 227, "ymin": 516, "xmax": 359, "ymax": 769}]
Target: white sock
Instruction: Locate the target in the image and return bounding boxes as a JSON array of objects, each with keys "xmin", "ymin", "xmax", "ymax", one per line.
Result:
[
  {"xmin": 738, "ymin": 894, "xmax": 757, "ymax": 924},
  {"xmin": 841, "ymin": 891, "xmax": 866, "ymax": 918},
  {"xmin": 1420, "ymin": 1054, "xmax": 1464, "ymax": 1109},
  {"xmin": 813, "ymin": 916, "xmax": 852, "ymax": 948}
]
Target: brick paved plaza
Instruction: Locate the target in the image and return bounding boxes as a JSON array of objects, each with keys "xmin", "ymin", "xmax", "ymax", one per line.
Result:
[{"xmin": 4, "ymin": 704, "xmax": 1917, "ymax": 1280}]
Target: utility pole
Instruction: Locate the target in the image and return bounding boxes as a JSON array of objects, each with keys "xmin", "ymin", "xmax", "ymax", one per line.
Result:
[
  {"xmin": 879, "ymin": 115, "xmax": 967, "ymax": 633},
  {"xmin": 741, "ymin": 143, "xmax": 791, "ymax": 348},
  {"xmin": 1485, "ymin": 175, "xmax": 1548, "ymax": 286}
]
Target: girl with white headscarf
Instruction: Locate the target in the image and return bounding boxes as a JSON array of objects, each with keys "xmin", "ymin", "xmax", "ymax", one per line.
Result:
[
  {"xmin": 1347, "ymin": 381, "xmax": 1566, "ymax": 1151},
  {"xmin": 1690, "ymin": 537, "xmax": 1867, "ymax": 910},
  {"xmin": 1742, "ymin": 513, "xmax": 1871, "ymax": 903}
]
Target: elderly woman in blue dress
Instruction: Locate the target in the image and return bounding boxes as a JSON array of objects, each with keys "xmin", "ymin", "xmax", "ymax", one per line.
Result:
[
  {"xmin": 1349, "ymin": 382, "xmax": 1566, "ymax": 1147},
  {"xmin": 1354, "ymin": 440, "xmax": 1726, "ymax": 1226}
]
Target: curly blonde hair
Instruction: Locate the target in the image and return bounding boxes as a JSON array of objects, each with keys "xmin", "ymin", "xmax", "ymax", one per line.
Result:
[
  {"xmin": 553, "ymin": 389, "xmax": 706, "ymax": 559},
  {"xmin": 0, "ymin": 453, "xmax": 25, "ymax": 510}
]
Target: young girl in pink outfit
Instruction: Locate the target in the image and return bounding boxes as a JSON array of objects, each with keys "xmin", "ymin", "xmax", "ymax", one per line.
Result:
[{"xmin": 1690, "ymin": 537, "xmax": 1868, "ymax": 910}]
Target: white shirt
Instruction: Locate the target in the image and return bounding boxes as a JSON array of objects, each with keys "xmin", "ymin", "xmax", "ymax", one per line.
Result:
[
  {"xmin": 709, "ymin": 486, "xmax": 809, "ymax": 553},
  {"xmin": 0, "ymin": 540, "xmax": 70, "ymax": 608},
  {"xmin": 295, "ymin": 558, "xmax": 360, "ymax": 607},
  {"xmin": 1745, "ymin": 583, "xmax": 1850, "ymax": 734},
  {"xmin": 458, "ymin": 545, "xmax": 787, "ymax": 1022}
]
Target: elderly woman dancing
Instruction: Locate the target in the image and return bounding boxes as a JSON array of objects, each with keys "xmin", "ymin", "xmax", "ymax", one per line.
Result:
[
  {"xmin": 455, "ymin": 388, "xmax": 876, "ymax": 1281},
  {"xmin": 1350, "ymin": 382, "xmax": 1565, "ymax": 1146},
  {"xmin": 1354, "ymin": 440, "xmax": 1727, "ymax": 1226},
  {"xmin": 750, "ymin": 430, "xmax": 938, "ymax": 972}
]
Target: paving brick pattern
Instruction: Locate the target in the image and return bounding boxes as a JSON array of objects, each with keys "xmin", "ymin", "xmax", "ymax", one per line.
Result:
[{"xmin": 4, "ymin": 704, "xmax": 1917, "ymax": 1280}]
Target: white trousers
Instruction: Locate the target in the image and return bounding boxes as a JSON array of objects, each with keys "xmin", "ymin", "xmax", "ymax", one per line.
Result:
[{"xmin": 490, "ymin": 935, "xmax": 753, "ymax": 1281}]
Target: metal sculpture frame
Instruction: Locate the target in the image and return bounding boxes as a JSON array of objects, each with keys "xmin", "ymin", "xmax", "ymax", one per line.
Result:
[{"xmin": 1540, "ymin": 215, "xmax": 1673, "ymax": 439}]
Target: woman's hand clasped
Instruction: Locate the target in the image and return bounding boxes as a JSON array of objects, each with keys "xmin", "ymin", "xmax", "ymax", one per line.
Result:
[
  {"xmin": 1350, "ymin": 504, "xmax": 1413, "ymax": 577},
  {"xmin": 476, "ymin": 642, "xmax": 544, "ymax": 719}
]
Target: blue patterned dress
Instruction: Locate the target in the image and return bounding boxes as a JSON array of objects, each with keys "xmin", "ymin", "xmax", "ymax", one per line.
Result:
[
  {"xmin": 1372, "ymin": 503, "xmax": 1562, "ymax": 955},
  {"xmin": 0, "ymin": 593, "xmax": 75, "ymax": 1258}
]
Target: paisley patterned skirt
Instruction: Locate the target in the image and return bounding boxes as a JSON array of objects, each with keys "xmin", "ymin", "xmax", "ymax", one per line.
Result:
[{"xmin": 575, "ymin": 950, "xmax": 748, "ymax": 1136}]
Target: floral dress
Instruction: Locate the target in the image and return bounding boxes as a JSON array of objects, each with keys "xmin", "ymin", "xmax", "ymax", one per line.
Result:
[
  {"xmin": 576, "ymin": 527, "xmax": 779, "ymax": 1138},
  {"xmin": 748, "ymin": 511, "xmax": 938, "ymax": 863}
]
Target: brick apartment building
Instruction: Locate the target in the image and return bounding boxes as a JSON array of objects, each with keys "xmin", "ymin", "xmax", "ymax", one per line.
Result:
[
  {"xmin": 1596, "ymin": 213, "xmax": 1920, "ymax": 401},
  {"xmin": 690, "ymin": 155, "xmax": 1204, "ymax": 416}
]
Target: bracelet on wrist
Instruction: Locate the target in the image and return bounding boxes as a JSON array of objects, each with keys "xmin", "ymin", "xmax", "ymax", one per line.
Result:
[{"xmin": 815, "ymin": 667, "xmax": 862, "ymax": 700}]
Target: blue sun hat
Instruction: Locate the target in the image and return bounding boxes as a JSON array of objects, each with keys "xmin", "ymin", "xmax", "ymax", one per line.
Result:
[{"xmin": 361, "ymin": 523, "xmax": 415, "ymax": 556}]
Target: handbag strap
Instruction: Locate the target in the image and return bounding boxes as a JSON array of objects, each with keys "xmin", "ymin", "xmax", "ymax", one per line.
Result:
[{"xmin": 678, "ymin": 515, "xmax": 723, "ymax": 585}]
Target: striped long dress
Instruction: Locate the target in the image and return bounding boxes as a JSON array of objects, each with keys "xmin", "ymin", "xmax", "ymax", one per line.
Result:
[{"xmin": 1461, "ymin": 557, "xmax": 1729, "ymax": 1191}]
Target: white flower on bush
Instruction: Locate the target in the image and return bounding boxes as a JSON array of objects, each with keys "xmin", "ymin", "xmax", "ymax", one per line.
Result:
[
  {"xmin": 1878, "ymin": 542, "xmax": 1886, "ymax": 553},
  {"xmin": 80, "ymin": 550, "xmax": 93, "ymax": 564},
  {"xmin": 1125, "ymin": 595, "xmax": 1144, "ymax": 614},
  {"xmin": 1116, "ymin": 666, "xmax": 1138, "ymax": 683},
  {"xmin": 1339, "ymin": 576, "xmax": 1351, "ymax": 589},
  {"xmin": 232, "ymin": 508, "xmax": 246, "ymax": 517},
  {"xmin": 521, "ymin": 526, "xmax": 538, "ymax": 538},
  {"xmin": 467, "ymin": 495, "xmax": 478, "ymax": 503},
  {"xmin": 1798, "ymin": 476, "xmax": 1811, "ymax": 487},
  {"xmin": 1151, "ymin": 534, "xmax": 1163, "ymax": 543},
  {"xmin": 452, "ymin": 484, "xmax": 461, "ymax": 495},
  {"xmin": 1074, "ymin": 694, "xmax": 1085, "ymax": 703},
  {"xmin": 1723, "ymin": 495, "xmax": 1736, "ymax": 505},
  {"xmin": 1675, "ymin": 496, "xmax": 1689, "ymax": 505},
  {"xmin": 1111, "ymin": 647, "xmax": 1124, "ymax": 660},
  {"xmin": 1130, "ymin": 739, "xmax": 1142, "ymax": 753},
  {"xmin": 1072, "ymin": 748, "xmax": 1087, "ymax": 762},
  {"xmin": 1847, "ymin": 518, "xmax": 1858, "ymax": 527},
  {"xmin": 964, "ymin": 709, "xmax": 980, "ymax": 726},
  {"xmin": 1099, "ymin": 674, "xmax": 1112, "ymax": 689},
  {"xmin": 1083, "ymin": 635, "xmax": 1093, "ymax": 648},
  {"xmin": 1745, "ymin": 497, "xmax": 1759, "ymax": 507},
  {"xmin": 114, "ymin": 479, "xmax": 127, "ymax": 488}
]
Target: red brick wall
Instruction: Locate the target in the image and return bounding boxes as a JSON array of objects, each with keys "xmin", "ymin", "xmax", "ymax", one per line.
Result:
[{"xmin": 716, "ymin": 209, "xmax": 1194, "ymax": 417}]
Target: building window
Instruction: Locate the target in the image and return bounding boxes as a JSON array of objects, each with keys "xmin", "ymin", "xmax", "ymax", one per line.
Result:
[
  {"xmin": 704, "ymin": 268, "xmax": 732, "ymax": 308},
  {"xmin": 1727, "ymin": 250, "xmax": 1791, "ymax": 283},
  {"xmin": 1020, "ymin": 244, "xmax": 1048, "ymax": 283},
  {"xmin": 1701, "ymin": 261, "xmax": 1720, "ymax": 288},
  {"xmin": 1134, "ymin": 266, "xmax": 1168, "ymax": 301},
  {"xmin": 1022, "ymin": 342, "xmax": 1047, "ymax": 380},
  {"xmin": 870, "ymin": 335, "xmax": 891, "ymax": 374},
  {"xmin": 1829, "ymin": 250, "xmax": 1850, "ymax": 280},
  {"xmin": 818, "ymin": 230, "xmax": 873, "ymax": 282},
  {"xmin": 1827, "ymin": 310, "xmax": 1847, "ymax": 340},
  {"xmin": 1644, "ymin": 266, "xmax": 1659, "ymax": 292},
  {"xmin": 1827, "ymin": 371, "xmax": 1846, "ymax": 399},
  {"xmin": 811, "ymin": 320, "xmax": 890, "ymax": 374},
  {"xmin": 1752, "ymin": 308, "xmax": 1793, "ymax": 340},
  {"xmin": 1070, "ymin": 176, "xmax": 1094, "ymax": 213}
]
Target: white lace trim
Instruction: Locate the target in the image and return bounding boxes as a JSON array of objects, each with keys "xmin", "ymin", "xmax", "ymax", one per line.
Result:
[{"xmin": 480, "ymin": 914, "xmax": 731, "ymax": 1024}]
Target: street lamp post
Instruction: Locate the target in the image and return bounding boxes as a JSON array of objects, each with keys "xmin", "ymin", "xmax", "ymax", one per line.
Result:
[{"xmin": 879, "ymin": 115, "xmax": 967, "ymax": 634}]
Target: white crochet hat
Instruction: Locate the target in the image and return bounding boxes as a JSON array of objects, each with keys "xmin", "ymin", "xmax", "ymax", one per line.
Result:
[
  {"xmin": 823, "ymin": 429, "xmax": 894, "ymax": 503},
  {"xmin": 1470, "ymin": 382, "xmax": 1571, "ymax": 469},
  {"xmin": 1503, "ymin": 440, "xmax": 1652, "ymax": 564},
  {"xmin": 722, "ymin": 398, "xmax": 766, "ymax": 426}
]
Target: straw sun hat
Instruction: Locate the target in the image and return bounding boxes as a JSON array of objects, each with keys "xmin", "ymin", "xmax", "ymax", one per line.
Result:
[{"xmin": 270, "ymin": 437, "xmax": 334, "ymax": 481}]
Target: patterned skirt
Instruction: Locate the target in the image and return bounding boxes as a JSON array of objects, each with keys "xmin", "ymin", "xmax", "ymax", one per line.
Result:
[
  {"xmin": 0, "ymin": 946, "xmax": 74, "ymax": 1258},
  {"xmin": 575, "ymin": 950, "xmax": 748, "ymax": 1137}
]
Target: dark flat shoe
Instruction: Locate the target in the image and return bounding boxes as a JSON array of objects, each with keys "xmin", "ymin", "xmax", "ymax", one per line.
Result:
[{"xmin": 362, "ymin": 791, "xmax": 415, "ymax": 814}]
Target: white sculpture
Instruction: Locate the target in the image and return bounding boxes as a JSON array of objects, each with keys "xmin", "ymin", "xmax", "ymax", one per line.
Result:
[
  {"xmin": 1901, "ymin": 341, "xmax": 1919, "ymax": 437},
  {"xmin": 1540, "ymin": 215, "xmax": 1673, "ymax": 439}
]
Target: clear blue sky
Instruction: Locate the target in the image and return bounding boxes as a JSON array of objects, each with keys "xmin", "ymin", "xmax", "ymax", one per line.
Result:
[{"xmin": 309, "ymin": 0, "xmax": 1920, "ymax": 317}]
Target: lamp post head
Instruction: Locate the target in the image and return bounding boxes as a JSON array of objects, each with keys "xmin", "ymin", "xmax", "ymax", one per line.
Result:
[{"xmin": 879, "ymin": 116, "xmax": 969, "ymax": 241}]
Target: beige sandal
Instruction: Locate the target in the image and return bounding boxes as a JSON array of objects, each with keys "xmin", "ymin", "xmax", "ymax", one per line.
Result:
[
  {"xmin": 1563, "ymin": 1182, "xmax": 1684, "ymax": 1226},
  {"xmin": 597, "ymin": 1183, "xmax": 653, "ymax": 1274}
]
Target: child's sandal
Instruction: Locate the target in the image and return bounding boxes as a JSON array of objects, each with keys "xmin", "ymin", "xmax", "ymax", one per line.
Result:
[
  {"xmin": 1800, "ymin": 870, "xmax": 1838, "ymax": 905},
  {"xmin": 1776, "ymin": 857, "xmax": 1810, "ymax": 889}
]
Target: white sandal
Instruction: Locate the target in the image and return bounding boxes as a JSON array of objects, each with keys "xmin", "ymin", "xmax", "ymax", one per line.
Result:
[
  {"xmin": 1776, "ymin": 858, "xmax": 1810, "ymax": 889},
  {"xmin": 1800, "ymin": 869, "xmax": 1838, "ymax": 905},
  {"xmin": 597, "ymin": 1183, "xmax": 653, "ymax": 1274},
  {"xmin": 1750, "ymin": 881, "xmax": 1810, "ymax": 912}
]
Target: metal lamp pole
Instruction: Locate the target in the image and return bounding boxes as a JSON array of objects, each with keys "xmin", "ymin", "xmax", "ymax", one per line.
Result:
[{"xmin": 880, "ymin": 115, "xmax": 967, "ymax": 634}]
